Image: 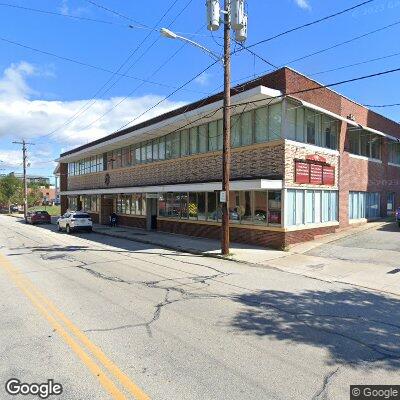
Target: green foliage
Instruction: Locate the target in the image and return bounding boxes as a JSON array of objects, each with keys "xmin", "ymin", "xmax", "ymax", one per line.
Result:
[
  {"xmin": 28, "ymin": 185, "xmax": 42, "ymax": 207},
  {"xmin": 0, "ymin": 174, "xmax": 23, "ymax": 211}
]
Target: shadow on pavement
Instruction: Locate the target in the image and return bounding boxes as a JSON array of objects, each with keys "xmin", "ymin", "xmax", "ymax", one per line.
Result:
[
  {"xmin": 230, "ymin": 288, "xmax": 400, "ymax": 369},
  {"xmin": 376, "ymin": 222, "xmax": 400, "ymax": 232}
]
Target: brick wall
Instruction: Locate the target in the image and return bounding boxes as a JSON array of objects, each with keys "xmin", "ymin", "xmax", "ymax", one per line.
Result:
[{"xmin": 67, "ymin": 141, "xmax": 285, "ymax": 191}]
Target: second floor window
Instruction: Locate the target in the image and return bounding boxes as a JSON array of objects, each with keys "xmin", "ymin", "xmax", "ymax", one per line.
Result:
[{"xmin": 348, "ymin": 128, "xmax": 381, "ymax": 160}]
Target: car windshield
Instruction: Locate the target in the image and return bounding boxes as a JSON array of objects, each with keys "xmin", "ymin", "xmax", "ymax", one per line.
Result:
[
  {"xmin": 73, "ymin": 214, "xmax": 90, "ymax": 219},
  {"xmin": 36, "ymin": 211, "xmax": 49, "ymax": 215}
]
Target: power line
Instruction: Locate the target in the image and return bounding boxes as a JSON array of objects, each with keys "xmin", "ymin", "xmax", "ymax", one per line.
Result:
[
  {"xmin": 66, "ymin": 0, "xmax": 198, "ymax": 135},
  {"xmin": 0, "ymin": 2, "xmax": 120, "ymax": 26},
  {"xmin": 36, "ymin": 0, "xmax": 188, "ymax": 141},
  {"xmin": 0, "ymin": 35, "xmax": 208, "ymax": 94},
  {"xmin": 283, "ymin": 19, "xmax": 400, "ymax": 67},
  {"xmin": 215, "ymin": 20, "xmax": 400, "ymax": 94},
  {"xmin": 243, "ymin": 0, "xmax": 377, "ymax": 51}
]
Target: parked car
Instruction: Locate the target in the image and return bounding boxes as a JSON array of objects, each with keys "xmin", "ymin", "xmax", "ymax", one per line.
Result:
[
  {"xmin": 57, "ymin": 212, "xmax": 92, "ymax": 234},
  {"xmin": 396, "ymin": 207, "xmax": 400, "ymax": 227},
  {"xmin": 27, "ymin": 210, "xmax": 51, "ymax": 225}
]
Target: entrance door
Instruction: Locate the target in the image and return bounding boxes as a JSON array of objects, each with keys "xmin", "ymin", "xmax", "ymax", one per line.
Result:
[
  {"xmin": 101, "ymin": 197, "xmax": 114, "ymax": 225},
  {"xmin": 146, "ymin": 197, "xmax": 158, "ymax": 230}
]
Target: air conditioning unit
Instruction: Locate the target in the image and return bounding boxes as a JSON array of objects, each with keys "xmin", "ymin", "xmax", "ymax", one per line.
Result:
[{"xmin": 206, "ymin": 0, "xmax": 220, "ymax": 31}]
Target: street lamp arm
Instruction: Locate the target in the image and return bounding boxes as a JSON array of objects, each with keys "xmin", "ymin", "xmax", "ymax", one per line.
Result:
[{"xmin": 160, "ymin": 28, "xmax": 223, "ymax": 63}]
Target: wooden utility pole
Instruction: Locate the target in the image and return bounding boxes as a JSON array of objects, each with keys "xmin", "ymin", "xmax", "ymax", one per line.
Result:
[
  {"xmin": 12, "ymin": 140, "xmax": 34, "ymax": 222},
  {"xmin": 221, "ymin": 0, "xmax": 231, "ymax": 255}
]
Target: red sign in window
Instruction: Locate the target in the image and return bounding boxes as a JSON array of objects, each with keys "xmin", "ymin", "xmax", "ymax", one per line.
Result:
[
  {"xmin": 295, "ymin": 161, "xmax": 310, "ymax": 184},
  {"xmin": 323, "ymin": 166, "xmax": 335, "ymax": 185},
  {"xmin": 310, "ymin": 164, "xmax": 323, "ymax": 185}
]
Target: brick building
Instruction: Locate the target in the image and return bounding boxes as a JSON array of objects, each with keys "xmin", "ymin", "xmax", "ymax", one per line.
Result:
[{"xmin": 57, "ymin": 67, "xmax": 400, "ymax": 248}]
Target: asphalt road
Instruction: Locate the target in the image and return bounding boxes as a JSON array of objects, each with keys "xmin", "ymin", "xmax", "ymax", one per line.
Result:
[{"xmin": 0, "ymin": 215, "xmax": 399, "ymax": 400}]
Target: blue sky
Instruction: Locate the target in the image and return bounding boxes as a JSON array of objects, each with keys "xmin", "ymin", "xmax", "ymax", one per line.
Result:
[{"xmin": 0, "ymin": 0, "xmax": 399, "ymax": 183}]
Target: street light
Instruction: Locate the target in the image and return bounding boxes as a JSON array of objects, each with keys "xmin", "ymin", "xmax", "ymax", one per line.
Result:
[
  {"xmin": 161, "ymin": 0, "xmax": 247, "ymax": 255},
  {"xmin": 160, "ymin": 28, "xmax": 222, "ymax": 62}
]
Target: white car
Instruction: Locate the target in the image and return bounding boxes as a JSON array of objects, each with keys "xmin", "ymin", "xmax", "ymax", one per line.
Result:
[{"xmin": 57, "ymin": 212, "xmax": 93, "ymax": 234}]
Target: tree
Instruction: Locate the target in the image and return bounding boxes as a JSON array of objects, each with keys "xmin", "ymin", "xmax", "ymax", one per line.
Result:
[
  {"xmin": 27, "ymin": 184, "xmax": 42, "ymax": 207},
  {"xmin": 0, "ymin": 174, "xmax": 23, "ymax": 213}
]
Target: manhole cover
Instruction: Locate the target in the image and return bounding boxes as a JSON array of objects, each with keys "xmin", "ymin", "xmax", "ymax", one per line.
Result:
[{"xmin": 387, "ymin": 268, "xmax": 400, "ymax": 274}]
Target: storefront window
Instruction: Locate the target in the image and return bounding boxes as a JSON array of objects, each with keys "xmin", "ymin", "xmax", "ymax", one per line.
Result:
[
  {"xmin": 198, "ymin": 192, "xmax": 206, "ymax": 220},
  {"xmin": 207, "ymin": 192, "xmax": 218, "ymax": 220},
  {"xmin": 287, "ymin": 189, "xmax": 338, "ymax": 226},
  {"xmin": 268, "ymin": 191, "xmax": 281, "ymax": 224},
  {"xmin": 254, "ymin": 191, "xmax": 267, "ymax": 224},
  {"xmin": 158, "ymin": 193, "xmax": 167, "ymax": 217},
  {"xmin": 188, "ymin": 193, "xmax": 198, "ymax": 220}
]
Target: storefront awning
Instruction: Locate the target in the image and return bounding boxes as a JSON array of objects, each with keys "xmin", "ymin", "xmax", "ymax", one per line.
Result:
[{"xmin": 60, "ymin": 178, "xmax": 283, "ymax": 196}]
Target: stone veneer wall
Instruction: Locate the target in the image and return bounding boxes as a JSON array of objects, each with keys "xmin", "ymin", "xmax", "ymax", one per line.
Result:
[{"xmin": 284, "ymin": 142, "xmax": 339, "ymax": 189}]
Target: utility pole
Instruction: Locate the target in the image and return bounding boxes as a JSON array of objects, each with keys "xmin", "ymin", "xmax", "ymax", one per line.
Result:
[
  {"xmin": 13, "ymin": 140, "xmax": 34, "ymax": 222},
  {"xmin": 221, "ymin": 0, "xmax": 231, "ymax": 255},
  {"xmin": 163, "ymin": 1, "xmax": 247, "ymax": 255},
  {"xmin": 206, "ymin": 0, "xmax": 247, "ymax": 255}
]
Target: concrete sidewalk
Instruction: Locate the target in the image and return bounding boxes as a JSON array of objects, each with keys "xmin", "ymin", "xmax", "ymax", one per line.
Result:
[{"xmin": 93, "ymin": 221, "xmax": 400, "ymax": 297}]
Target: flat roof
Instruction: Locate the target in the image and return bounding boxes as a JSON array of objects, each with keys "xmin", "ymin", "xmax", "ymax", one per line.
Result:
[{"xmin": 60, "ymin": 66, "xmax": 400, "ymax": 161}]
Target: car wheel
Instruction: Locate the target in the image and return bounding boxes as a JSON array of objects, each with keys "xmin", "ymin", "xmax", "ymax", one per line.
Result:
[
  {"xmin": 87, "ymin": 227, "xmax": 92, "ymax": 233},
  {"xmin": 57, "ymin": 223, "xmax": 62, "ymax": 232},
  {"xmin": 66, "ymin": 225, "xmax": 71, "ymax": 234}
]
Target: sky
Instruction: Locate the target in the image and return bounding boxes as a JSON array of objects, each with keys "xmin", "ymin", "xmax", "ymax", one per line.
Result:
[{"xmin": 0, "ymin": 0, "xmax": 399, "ymax": 184}]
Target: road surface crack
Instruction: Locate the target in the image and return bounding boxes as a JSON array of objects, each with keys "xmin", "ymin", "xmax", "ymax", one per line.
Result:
[{"xmin": 312, "ymin": 367, "xmax": 340, "ymax": 400}]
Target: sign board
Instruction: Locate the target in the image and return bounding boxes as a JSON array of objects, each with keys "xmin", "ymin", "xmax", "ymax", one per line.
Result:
[
  {"xmin": 295, "ymin": 157, "xmax": 335, "ymax": 186},
  {"xmin": 306, "ymin": 154, "xmax": 326, "ymax": 163},
  {"xmin": 310, "ymin": 164, "xmax": 323, "ymax": 185},
  {"xmin": 295, "ymin": 161, "xmax": 310, "ymax": 184},
  {"xmin": 219, "ymin": 191, "xmax": 227, "ymax": 203},
  {"xmin": 322, "ymin": 166, "xmax": 335, "ymax": 185},
  {"xmin": 146, "ymin": 193, "xmax": 159, "ymax": 199}
]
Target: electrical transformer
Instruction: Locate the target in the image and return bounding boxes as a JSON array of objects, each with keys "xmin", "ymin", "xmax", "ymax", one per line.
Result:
[{"xmin": 206, "ymin": 0, "xmax": 221, "ymax": 31}]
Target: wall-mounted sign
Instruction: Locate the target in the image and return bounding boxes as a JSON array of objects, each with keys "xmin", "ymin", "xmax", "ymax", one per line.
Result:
[
  {"xmin": 310, "ymin": 164, "xmax": 323, "ymax": 185},
  {"xmin": 306, "ymin": 154, "xmax": 327, "ymax": 163},
  {"xmin": 219, "ymin": 191, "xmax": 227, "ymax": 203},
  {"xmin": 322, "ymin": 166, "xmax": 335, "ymax": 185},
  {"xmin": 295, "ymin": 161, "xmax": 310, "ymax": 184},
  {"xmin": 295, "ymin": 156, "xmax": 335, "ymax": 186}
]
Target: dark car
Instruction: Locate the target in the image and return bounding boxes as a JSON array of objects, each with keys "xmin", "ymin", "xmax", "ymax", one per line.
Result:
[{"xmin": 27, "ymin": 210, "xmax": 51, "ymax": 225}]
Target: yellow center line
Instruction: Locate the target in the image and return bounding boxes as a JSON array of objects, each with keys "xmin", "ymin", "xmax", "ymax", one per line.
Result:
[{"xmin": 0, "ymin": 253, "xmax": 151, "ymax": 400}]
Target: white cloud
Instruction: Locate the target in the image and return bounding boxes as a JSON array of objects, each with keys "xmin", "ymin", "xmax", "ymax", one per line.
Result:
[
  {"xmin": 59, "ymin": 0, "xmax": 69, "ymax": 15},
  {"xmin": 294, "ymin": 0, "xmax": 311, "ymax": 10},
  {"xmin": 194, "ymin": 72, "xmax": 212, "ymax": 86},
  {"xmin": 0, "ymin": 62, "xmax": 186, "ymax": 155}
]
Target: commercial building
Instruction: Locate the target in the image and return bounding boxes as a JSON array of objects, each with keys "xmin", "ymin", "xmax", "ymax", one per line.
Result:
[
  {"xmin": 57, "ymin": 67, "xmax": 400, "ymax": 248},
  {"xmin": 0, "ymin": 173, "xmax": 50, "ymax": 186}
]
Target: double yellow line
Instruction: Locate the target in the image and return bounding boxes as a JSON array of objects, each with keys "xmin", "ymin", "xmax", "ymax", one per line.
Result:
[{"xmin": 0, "ymin": 253, "xmax": 150, "ymax": 400}]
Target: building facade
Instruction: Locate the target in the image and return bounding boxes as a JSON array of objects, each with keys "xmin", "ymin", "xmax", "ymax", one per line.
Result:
[{"xmin": 57, "ymin": 67, "xmax": 400, "ymax": 248}]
